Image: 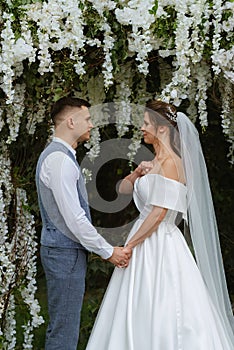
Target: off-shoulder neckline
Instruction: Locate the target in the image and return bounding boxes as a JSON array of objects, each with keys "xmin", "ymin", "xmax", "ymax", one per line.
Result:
[{"xmin": 137, "ymin": 173, "xmax": 186, "ymax": 188}]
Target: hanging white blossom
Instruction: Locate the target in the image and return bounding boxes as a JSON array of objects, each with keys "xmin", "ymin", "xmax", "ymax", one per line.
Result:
[
  {"xmin": 6, "ymin": 83, "xmax": 26, "ymax": 144},
  {"xmin": 115, "ymin": 0, "xmax": 155, "ymax": 75},
  {"xmin": 88, "ymin": 0, "xmax": 116, "ymax": 16},
  {"xmin": 0, "ymin": 150, "xmax": 44, "ymax": 345},
  {"xmin": 219, "ymin": 78, "xmax": 234, "ymax": 164},
  {"xmin": 195, "ymin": 60, "xmax": 212, "ymax": 127},
  {"xmin": 0, "ymin": 13, "xmax": 15, "ymax": 104}
]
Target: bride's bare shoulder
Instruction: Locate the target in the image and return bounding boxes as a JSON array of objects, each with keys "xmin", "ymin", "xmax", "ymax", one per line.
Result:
[{"xmin": 153, "ymin": 156, "xmax": 185, "ymax": 183}]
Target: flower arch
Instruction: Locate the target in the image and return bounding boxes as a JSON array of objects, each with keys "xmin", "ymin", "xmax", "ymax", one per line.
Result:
[{"xmin": 0, "ymin": 0, "xmax": 233, "ymax": 346}]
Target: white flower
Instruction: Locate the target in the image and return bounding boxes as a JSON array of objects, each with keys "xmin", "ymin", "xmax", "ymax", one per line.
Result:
[
  {"xmin": 159, "ymin": 49, "xmax": 176, "ymax": 58},
  {"xmin": 14, "ymin": 38, "xmax": 34, "ymax": 62},
  {"xmin": 88, "ymin": 0, "xmax": 116, "ymax": 15},
  {"xmin": 170, "ymin": 89, "xmax": 178, "ymax": 99},
  {"xmin": 6, "ymin": 83, "xmax": 26, "ymax": 144},
  {"xmin": 101, "ymin": 24, "xmax": 115, "ymax": 88},
  {"xmin": 82, "ymin": 168, "xmax": 93, "ymax": 183},
  {"xmin": 115, "ymin": 1, "xmax": 155, "ymax": 75},
  {"xmin": 85, "ymin": 127, "xmax": 101, "ymax": 162},
  {"xmin": 0, "ymin": 14, "xmax": 15, "ymax": 103},
  {"xmin": 115, "ymin": 0, "xmax": 155, "ymax": 29}
]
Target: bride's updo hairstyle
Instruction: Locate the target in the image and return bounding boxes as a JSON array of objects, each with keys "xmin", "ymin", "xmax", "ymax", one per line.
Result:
[{"xmin": 145, "ymin": 99, "xmax": 181, "ymax": 157}]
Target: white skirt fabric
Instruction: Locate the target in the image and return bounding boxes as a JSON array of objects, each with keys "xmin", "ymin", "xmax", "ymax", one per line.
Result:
[{"xmin": 86, "ymin": 219, "xmax": 233, "ymax": 350}]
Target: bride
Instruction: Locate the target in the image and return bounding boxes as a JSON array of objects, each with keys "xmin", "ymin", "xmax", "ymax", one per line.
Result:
[{"xmin": 86, "ymin": 100, "xmax": 234, "ymax": 349}]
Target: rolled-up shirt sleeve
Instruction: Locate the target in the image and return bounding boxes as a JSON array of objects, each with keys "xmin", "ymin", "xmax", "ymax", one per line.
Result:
[{"xmin": 40, "ymin": 151, "xmax": 113, "ymax": 259}]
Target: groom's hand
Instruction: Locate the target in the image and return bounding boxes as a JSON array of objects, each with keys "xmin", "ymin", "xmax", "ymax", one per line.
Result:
[{"xmin": 108, "ymin": 246, "xmax": 132, "ymax": 268}]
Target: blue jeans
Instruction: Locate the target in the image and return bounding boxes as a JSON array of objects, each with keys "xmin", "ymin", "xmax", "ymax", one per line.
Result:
[{"xmin": 40, "ymin": 246, "xmax": 87, "ymax": 350}]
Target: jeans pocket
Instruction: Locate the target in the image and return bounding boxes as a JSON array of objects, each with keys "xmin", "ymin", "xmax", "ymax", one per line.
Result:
[
  {"xmin": 70, "ymin": 248, "xmax": 87, "ymax": 275},
  {"xmin": 41, "ymin": 247, "xmax": 80, "ymax": 279}
]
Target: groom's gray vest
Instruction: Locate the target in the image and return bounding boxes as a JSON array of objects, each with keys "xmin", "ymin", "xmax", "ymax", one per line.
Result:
[{"xmin": 36, "ymin": 141, "xmax": 91, "ymax": 248}]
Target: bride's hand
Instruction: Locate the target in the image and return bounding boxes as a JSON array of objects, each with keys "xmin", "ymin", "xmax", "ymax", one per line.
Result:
[
  {"xmin": 108, "ymin": 246, "xmax": 132, "ymax": 268},
  {"xmin": 138, "ymin": 161, "xmax": 154, "ymax": 176},
  {"xmin": 117, "ymin": 246, "xmax": 132, "ymax": 268}
]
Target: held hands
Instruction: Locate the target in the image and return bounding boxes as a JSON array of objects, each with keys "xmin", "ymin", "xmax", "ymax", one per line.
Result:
[{"xmin": 108, "ymin": 246, "xmax": 132, "ymax": 268}]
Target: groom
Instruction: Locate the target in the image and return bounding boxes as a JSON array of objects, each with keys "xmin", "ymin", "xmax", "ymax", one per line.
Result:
[{"xmin": 36, "ymin": 96, "xmax": 132, "ymax": 349}]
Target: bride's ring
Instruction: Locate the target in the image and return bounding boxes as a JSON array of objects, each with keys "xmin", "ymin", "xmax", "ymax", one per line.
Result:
[{"xmin": 120, "ymin": 261, "xmax": 126, "ymax": 268}]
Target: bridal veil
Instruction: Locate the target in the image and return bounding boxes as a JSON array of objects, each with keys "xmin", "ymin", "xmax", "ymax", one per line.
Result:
[{"xmin": 177, "ymin": 112, "xmax": 234, "ymax": 338}]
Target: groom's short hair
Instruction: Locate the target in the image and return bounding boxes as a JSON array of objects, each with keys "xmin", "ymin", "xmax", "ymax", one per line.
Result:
[{"xmin": 51, "ymin": 97, "xmax": 91, "ymax": 125}]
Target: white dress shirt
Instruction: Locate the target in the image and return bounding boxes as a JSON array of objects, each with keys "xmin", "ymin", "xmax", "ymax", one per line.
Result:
[{"xmin": 39, "ymin": 137, "xmax": 113, "ymax": 259}]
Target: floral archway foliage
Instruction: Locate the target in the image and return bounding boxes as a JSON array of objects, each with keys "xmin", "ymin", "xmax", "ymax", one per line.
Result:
[{"xmin": 0, "ymin": 0, "xmax": 234, "ymax": 346}]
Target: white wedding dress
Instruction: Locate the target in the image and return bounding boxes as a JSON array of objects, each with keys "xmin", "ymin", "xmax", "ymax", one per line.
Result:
[{"xmin": 86, "ymin": 174, "xmax": 234, "ymax": 350}]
